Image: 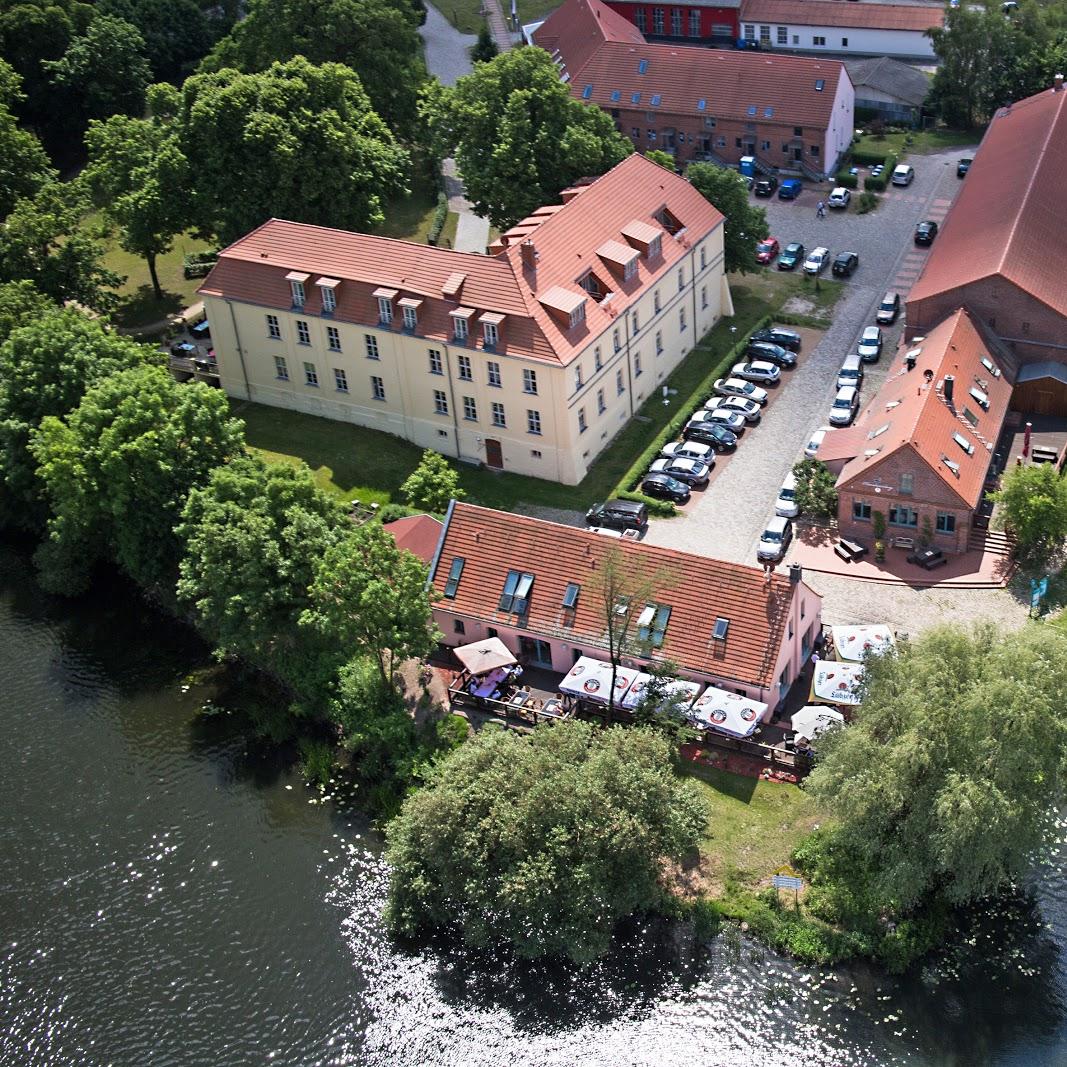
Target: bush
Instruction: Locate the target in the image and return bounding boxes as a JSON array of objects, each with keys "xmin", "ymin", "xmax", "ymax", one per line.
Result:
[
  {"xmin": 426, "ymin": 190, "xmax": 449, "ymax": 246},
  {"xmin": 856, "ymin": 191, "xmax": 880, "ymax": 214},
  {"xmin": 617, "ymin": 489, "xmax": 676, "ymax": 517},
  {"xmin": 834, "ymin": 171, "xmax": 858, "ymax": 189},
  {"xmin": 298, "ymin": 737, "xmax": 336, "ymax": 789},
  {"xmin": 377, "ymin": 502, "xmax": 418, "ymax": 524},
  {"xmin": 850, "ymin": 146, "xmax": 895, "ymax": 166}
]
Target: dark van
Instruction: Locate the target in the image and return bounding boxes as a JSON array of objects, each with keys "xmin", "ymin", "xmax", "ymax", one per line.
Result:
[
  {"xmin": 778, "ymin": 179, "xmax": 802, "ymax": 200},
  {"xmin": 585, "ymin": 499, "xmax": 648, "ymax": 532}
]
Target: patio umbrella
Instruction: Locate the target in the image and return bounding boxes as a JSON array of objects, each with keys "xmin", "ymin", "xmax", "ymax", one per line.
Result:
[
  {"xmin": 810, "ymin": 661, "xmax": 865, "ymax": 706},
  {"xmin": 453, "ymin": 637, "xmax": 517, "ymax": 677},
  {"xmin": 830, "ymin": 625, "xmax": 895, "ymax": 663},
  {"xmin": 558, "ymin": 657, "xmax": 639, "ymax": 706},
  {"xmin": 791, "ymin": 705, "xmax": 846, "ymax": 740},
  {"xmin": 688, "ymin": 686, "xmax": 768, "ymax": 739}
]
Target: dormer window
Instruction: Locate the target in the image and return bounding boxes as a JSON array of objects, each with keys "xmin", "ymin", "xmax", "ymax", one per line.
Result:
[
  {"xmin": 953, "ymin": 432, "xmax": 975, "ymax": 455},
  {"xmin": 451, "ymin": 307, "xmax": 474, "ymax": 342},
  {"xmin": 623, "ymin": 258, "xmax": 637, "ymax": 281},
  {"xmin": 286, "ymin": 270, "xmax": 309, "ymax": 308},
  {"xmin": 373, "ymin": 287, "xmax": 397, "ymax": 325},
  {"xmin": 570, "ymin": 302, "xmax": 586, "ymax": 329},
  {"xmin": 648, "ymin": 234, "xmax": 662, "ymax": 259},
  {"xmin": 969, "ymin": 385, "xmax": 989, "ymax": 410},
  {"xmin": 480, "ymin": 312, "xmax": 504, "ymax": 350},
  {"xmin": 316, "ymin": 277, "xmax": 339, "ymax": 314},
  {"xmin": 399, "ymin": 297, "xmax": 422, "ymax": 333},
  {"xmin": 499, "ymin": 570, "xmax": 534, "ymax": 614}
]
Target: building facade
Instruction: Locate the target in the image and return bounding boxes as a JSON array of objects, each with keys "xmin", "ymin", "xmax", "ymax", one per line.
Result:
[
  {"xmin": 845, "ymin": 57, "xmax": 931, "ymax": 125},
  {"xmin": 428, "ymin": 502, "xmax": 823, "ymax": 711},
  {"xmin": 603, "ymin": 0, "xmax": 741, "ymax": 42},
  {"xmin": 199, "ymin": 154, "xmax": 729, "ymax": 486}
]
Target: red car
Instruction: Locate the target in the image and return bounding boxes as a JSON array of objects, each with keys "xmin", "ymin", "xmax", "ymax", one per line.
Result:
[{"xmin": 756, "ymin": 237, "xmax": 780, "ymax": 265}]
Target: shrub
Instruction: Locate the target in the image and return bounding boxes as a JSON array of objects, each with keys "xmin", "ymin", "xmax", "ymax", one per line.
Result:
[
  {"xmin": 834, "ymin": 171, "xmax": 858, "ymax": 189},
  {"xmin": 617, "ymin": 490, "xmax": 676, "ymax": 517},
  {"xmin": 377, "ymin": 502, "xmax": 418, "ymax": 524},
  {"xmin": 864, "ymin": 174, "xmax": 887, "ymax": 192},
  {"xmin": 298, "ymin": 737, "xmax": 336, "ymax": 789},
  {"xmin": 426, "ymin": 190, "xmax": 449, "ymax": 246},
  {"xmin": 856, "ymin": 191, "xmax": 880, "ymax": 214}
]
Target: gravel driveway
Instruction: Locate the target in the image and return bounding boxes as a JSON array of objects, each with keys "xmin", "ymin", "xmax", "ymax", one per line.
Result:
[{"xmin": 644, "ymin": 147, "xmax": 975, "ymax": 567}]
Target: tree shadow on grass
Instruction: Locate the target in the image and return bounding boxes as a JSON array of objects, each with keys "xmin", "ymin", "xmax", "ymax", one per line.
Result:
[{"xmin": 114, "ymin": 285, "xmax": 185, "ymax": 331}]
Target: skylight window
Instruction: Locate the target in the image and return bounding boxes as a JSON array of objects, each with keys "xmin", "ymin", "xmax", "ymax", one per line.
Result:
[
  {"xmin": 443, "ymin": 557, "xmax": 465, "ymax": 599},
  {"xmin": 582, "ymin": 84, "xmax": 593, "ymax": 99},
  {"xmin": 713, "ymin": 617, "xmax": 729, "ymax": 640},
  {"xmin": 980, "ymin": 356, "xmax": 1001, "ymax": 377},
  {"xmin": 499, "ymin": 569, "xmax": 535, "ymax": 614},
  {"xmin": 969, "ymin": 385, "xmax": 989, "ymax": 410},
  {"xmin": 764, "ymin": 107, "xmax": 774, "ymax": 118},
  {"xmin": 631, "ymin": 92, "xmax": 641, "ymax": 104},
  {"xmin": 815, "ymin": 79, "xmax": 825, "ymax": 91},
  {"xmin": 650, "ymin": 94, "xmax": 661, "ymax": 106},
  {"xmin": 747, "ymin": 105, "xmax": 757, "ymax": 116},
  {"xmin": 697, "ymin": 98, "xmax": 707, "ymax": 111},
  {"xmin": 942, "ymin": 456, "xmax": 961, "ymax": 477},
  {"xmin": 953, "ymin": 431, "xmax": 975, "ymax": 455},
  {"xmin": 868, "ymin": 423, "xmax": 890, "ymax": 439},
  {"xmin": 563, "ymin": 582, "xmax": 580, "ymax": 610},
  {"xmin": 637, "ymin": 603, "xmax": 671, "ymax": 647},
  {"xmin": 638, "ymin": 59, "xmax": 648, "ymax": 74}
]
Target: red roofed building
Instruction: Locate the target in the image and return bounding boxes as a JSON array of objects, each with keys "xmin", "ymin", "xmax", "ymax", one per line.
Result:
[
  {"xmin": 906, "ymin": 81, "xmax": 1067, "ymax": 383},
  {"xmin": 428, "ymin": 501, "xmax": 823, "ymax": 710},
  {"xmin": 830, "ymin": 310, "xmax": 1015, "ymax": 554},
  {"xmin": 384, "ymin": 514, "xmax": 443, "ymax": 565},
  {"xmin": 199, "ymin": 153, "xmax": 729, "ymax": 485},
  {"xmin": 532, "ymin": 0, "xmax": 854, "ymax": 177}
]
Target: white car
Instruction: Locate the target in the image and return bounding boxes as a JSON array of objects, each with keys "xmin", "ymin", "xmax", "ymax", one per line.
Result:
[
  {"xmin": 804, "ymin": 425, "xmax": 832, "ymax": 458},
  {"xmin": 829, "ymin": 385, "xmax": 860, "ymax": 426},
  {"xmin": 649, "ymin": 457, "xmax": 711, "ymax": 487},
  {"xmin": 775, "ymin": 471, "xmax": 799, "ymax": 518},
  {"xmin": 828, "ymin": 187, "xmax": 851, "ymax": 209},
  {"xmin": 687, "ymin": 409, "xmax": 747, "ymax": 434},
  {"xmin": 660, "ymin": 440, "xmax": 713, "ymax": 463},
  {"xmin": 731, "ymin": 360, "xmax": 781, "ymax": 385},
  {"xmin": 704, "ymin": 395, "xmax": 762, "ymax": 423},
  {"xmin": 757, "ymin": 515, "xmax": 793, "ymax": 562},
  {"xmin": 803, "ymin": 247, "xmax": 830, "ymax": 275},
  {"xmin": 713, "ymin": 377, "xmax": 768, "ymax": 405},
  {"xmin": 857, "ymin": 325, "xmax": 883, "ymax": 363}
]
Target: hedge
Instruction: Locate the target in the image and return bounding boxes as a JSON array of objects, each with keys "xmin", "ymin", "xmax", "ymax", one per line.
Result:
[
  {"xmin": 610, "ymin": 316, "xmax": 772, "ymax": 511},
  {"xmin": 617, "ymin": 489, "xmax": 676, "ymax": 517},
  {"xmin": 833, "ymin": 171, "xmax": 858, "ymax": 190},
  {"xmin": 426, "ymin": 190, "xmax": 449, "ymax": 245}
]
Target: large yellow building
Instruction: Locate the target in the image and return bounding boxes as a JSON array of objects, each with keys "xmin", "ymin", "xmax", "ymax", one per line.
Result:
[{"xmin": 199, "ymin": 153, "xmax": 730, "ymax": 485}]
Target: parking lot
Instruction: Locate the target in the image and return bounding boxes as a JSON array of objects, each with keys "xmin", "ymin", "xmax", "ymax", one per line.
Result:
[{"xmin": 644, "ymin": 146, "xmax": 976, "ymax": 565}]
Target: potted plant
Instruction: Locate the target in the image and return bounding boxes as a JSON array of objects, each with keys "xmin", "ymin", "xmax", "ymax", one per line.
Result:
[{"xmin": 873, "ymin": 510, "xmax": 886, "ymax": 561}]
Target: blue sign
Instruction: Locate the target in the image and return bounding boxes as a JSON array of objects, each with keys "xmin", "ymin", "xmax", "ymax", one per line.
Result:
[{"xmin": 772, "ymin": 875, "xmax": 805, "ymax": 891}]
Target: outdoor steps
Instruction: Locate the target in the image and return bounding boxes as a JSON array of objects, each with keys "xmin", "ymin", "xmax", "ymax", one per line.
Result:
[{"xmin": 968, "ymin": 528, "xmax": 1014, "ymax": 556}]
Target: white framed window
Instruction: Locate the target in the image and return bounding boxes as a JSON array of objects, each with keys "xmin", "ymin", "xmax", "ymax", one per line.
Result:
[
  {"xmin": 623, "ymin": 257, "xmax": 637, "ymax": 281},
  {"xmin": 594, "ymin": 346, "xmax": 602, "ymax": 371},
  {"xmin": 634, "ymin": 352, "xmax": 642, "ymax": 377},
  {"xmin": 632, "ymin": 310, "xmax": 639, "ymax": 333},
  {"xmin": 701, "ymin": 286, "xmax": 708, "ymax": 309},
  {"xmin": 334, "ymin": 368, "xmax": 348, "ymax": 392},
  {"xmin": 677, "ymin": 267, "xmax": 684, "ymax": 291},
  {"xmin": 371, "ymin": 375, "xmax": 385, "ymax": 401},
  {"xmin": 616, "ymin": 369, "xmax": 625, "ymax": 395},
  {"xmin": 402, "ymin": 305, "xmax": 418, "ymax": 331},
  {"xmin": 428, "ymin": 349, "xmax": 443, "ymax": 375},
  {"xmin": 679, "ymin": 306, "xmax": 687, "ymax": 332},
  {"xmin": 483, "ymin": 321, "xmax": 499, "ymax": 348},
  {"xmin": 656, "ymin": 330, "xmax": 663, "ymax": 355},
  {"xmin": 274, "ymin": 355, "xmax": 288, "ymax": 380},
  {"xmin": 452, "ymin": 315, "xmax": 468, "ymax": 342},
  {"xmin": 574, "ymin": 364, "xmax": 584, "ymax": 391},
  {"xmin": 487, "ymin": 360, "xmax": 501, "ymax": 387},
  {"xmin": 900, "ymin": 473, "xmax": 914, "ymax": 495},
  {"xmin": 296, "ymin": 319, "xmax": 310, "ymax": 345},
  {"xmin": 266, "ymin": 314, "xmax": 281, "ymax": 339},
  {"xmin": 578, "ymin": 408, "xmax": 587, "ymax": 434},
  {"xmin": 523, "ymin": 368, "xmax": 538, "ymax": 394},
  {"xmin": 597, "ymin": 388, "xmax": 606, "ymax": 414},
  {"xmin": 813, "ymin": 35, "xmax": 826, "ymax": 45},
  {"xmin": 613, "ymin": 328, "xmax": 621, "ymax": 353},
  {"xmin": 458, "ymin": 354, "xmax": 472, "ymax": 381},
  {"xmin": 491, "ymin": 401, "xmax": 506, "ymax": 427},
  {"xmin": 648, "ymin": 235, "xmax": 662, "ymax": 259},
  {"xmin": 527, "ymin": 409, "xmax": 542, "ymax": 435},
  {"xmin": 365, "ymin": 335, "xmax": 379, "ymax": 360},
  {"xmin": 777, "ymin": 25, "xmax": 787, "ymax": 44},
  {"xmin": 304, "ymin": 361, "xmax": 318, "ymax": 387},
  {"xmin": 290, "ymin": 279, "xmax": 305, "ymax": 307},
  {"xmin": 326, "ymin": 326, "xmax": 341, "ymax": 352},
  {"xmin": 434, "ymin": 389, "xmax": 448, "ymax": 415},
  {"xmin": 377, "ymin": 296, "xmax": 393, "ymax": 324},
  {"xmin": 569, "ymin": 302, "xmax": 586, "ymax": 329},
  {"xmin": 320, "ymin": 285, "xmax": 336, "ymax": 313},
  {"xmin": 463, "ymin": 396, "xmax": 477, "ymax": 421},
  {"xmin": 654, "ymin": 289, "xmax": 661, "ymax": 313}
]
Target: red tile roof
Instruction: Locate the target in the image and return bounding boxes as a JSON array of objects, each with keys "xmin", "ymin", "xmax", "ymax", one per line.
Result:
[
  {"xmin": 199, "ymin": 153, "xmax": 722, "ymax": 367},
  {"xmin": 384, "ymin": 514, "xmax": 443, "ymax": 565},
  {"xmin": 430, "ymin": 502, "xmax": 818, "ymax": 688},
  {"xmin": 835, "ymin": 310, "xmax": 1014, "ymax": 509},
  {"xmin": 577, "ymin": 42, "xmax": 846, "ymax": 127},
  {"xmin": 907, "ymin": 85, "xmax": 1067, "ymax": 323},
  {"xmin": 532, "ymin": 0, "xmax": 645, "ymax": 82},
  {"xmin": 740, "ymin": 0, "xmax": 943, "ymax": 31}
]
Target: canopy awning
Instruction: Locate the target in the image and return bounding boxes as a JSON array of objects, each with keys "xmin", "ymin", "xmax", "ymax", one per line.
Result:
[
  {"xmin": 831, "ymin": 624, "xmax": 895, "ymax": 662},
  {"xmin": 791, "ymin": 705, "xmax": 846, "ymax": 740},
  {"xmin": 453, "ymin": 637, "xmax": 517, "ymax": 677},
  {"xmin": 810, "ymin": 662, "xmax": 865, "ymax": 706},
  {"xmin": 688, "ymin": 686, "xmax": 768, "ymax": 739},
  {"xmin": 559, "ymin": 656, "xmax": 638, "ymax": 705},
  {"xmin": 621, "ymin": 674, "xmax": 703, "ymax": 711}
]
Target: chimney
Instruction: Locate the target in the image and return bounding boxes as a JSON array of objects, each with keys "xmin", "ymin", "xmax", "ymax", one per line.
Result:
[
  {"xmin": 1055, "ymin": 73, "xmax": 1065, "ymax": 92},
  {"xmin": 944, "ymin": 374, "xmax": 955, "ymax": 406},
  {"xmin": 789, "ymin": 562, "xmax": 803, "ymax": 584},
  {"xmin": 520, "ymin": 239, "xmax": 538, "ymax": 271}
]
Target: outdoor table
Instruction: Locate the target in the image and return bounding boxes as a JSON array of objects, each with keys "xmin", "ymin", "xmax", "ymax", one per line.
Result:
[{"xmin": 507, "ymin": 690, "xmax": 529, "ymax": 708}]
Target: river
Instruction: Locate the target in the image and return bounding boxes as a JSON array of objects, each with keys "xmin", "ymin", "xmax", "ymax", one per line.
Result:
[{"xmin": 1, "ymin": 542, "xmax": 1066, "ymax": 1067}]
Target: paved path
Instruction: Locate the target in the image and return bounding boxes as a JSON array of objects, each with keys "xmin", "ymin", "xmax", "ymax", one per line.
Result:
[
  {"xmin": 483, "ymin": 0, "xmax": 515, "ymax": 53},
  {"xmin": 442, "ymin": 157, "xmax": 490, "ymax": 253},
  {"xmin": 419, "ymin": 2, "xmax": 476, "ymax": 86}
]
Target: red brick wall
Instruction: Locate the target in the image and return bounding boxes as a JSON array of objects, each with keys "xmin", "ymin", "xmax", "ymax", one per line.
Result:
[{"xmin": 603, "ymin": 1, "xmax": 740, "ymax": 39}]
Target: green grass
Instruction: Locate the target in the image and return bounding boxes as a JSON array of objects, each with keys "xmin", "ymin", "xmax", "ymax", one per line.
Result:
[
  {"xmin": 853, "ymin": 127, "xmax": 982, "ymax": 160},
  {"xmin": 442, "ymin": 0, "xmax": 558, "ymax": 34},
  {"xmin": 371, "ymin": 168, "xmax": 451, "ymax": 246}
]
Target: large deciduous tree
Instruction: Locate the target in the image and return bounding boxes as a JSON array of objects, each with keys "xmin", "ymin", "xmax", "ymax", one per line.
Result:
[
  {"xmin": 0, "ymin": 60, "xmax": 55, "ymax": 219},
  {"xmin": 792, "ymin": 458, "xmax": 838, "ymax": 520},
  {"xmin": 686, "ymin": 163, "xmax": 769, "ymax": 274},
  {"xmin": 98, "ymin": 0, "xmax": 218, "ymax": 84},
  {"xmin": 31, "ymin": 365, "xmax": 245, "ymax": 596},
  {"xmin": 991, "ymin": 463, "xmax": 1067, "ymax": 558},
  {"xmin": 176, "ymin": 57, "xmax": 409, "ymax": 245},
  {"xmin": 386, "ymin": 722, "xmax": 707, "ymax": 963},
  {"xmin": 420, "ymin": 47, "xmax": 632, "ymax": 231},
  {"xmin": 804, "ymin": 624, "xmax": 1067, "ymax": 913}
]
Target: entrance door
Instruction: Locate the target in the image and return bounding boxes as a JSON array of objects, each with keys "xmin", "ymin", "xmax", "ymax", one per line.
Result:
[
  {"xmin": 485, "ymin": 438, "xmax": 503, "ymax": 468},
  {"xmin": 519, "ymin": 636, "xmax": 553, "ymax": 668},
  {"xmin": 1036, "ymin": 390, "xmax": 1054, "ymax": 416},
  {"xmin": 793, "ymin": 146, "xmax": 803, "ymax": 161}
]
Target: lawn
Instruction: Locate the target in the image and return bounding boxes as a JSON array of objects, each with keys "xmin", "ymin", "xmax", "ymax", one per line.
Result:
[
  {"xmin": 853, "ymin": 127, "xmax": 982, "ymax": 160},
  {"xmin": 684, "ymin": 763, "xmax": 821, "ymax": 892},
  {"xmin": 370, "ymin": 167, "xmax": 458, "ymax": 247},
  {"xmin": 442, "ymin": 0, "xmax": 558, "ymax": 34}
]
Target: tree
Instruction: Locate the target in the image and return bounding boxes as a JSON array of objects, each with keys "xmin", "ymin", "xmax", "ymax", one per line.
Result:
[
  {"xmin": 0, "ymin": 308, "xmax": 151, "ymax": 530},
  {"xmin": 0, "ymin": 281, "xmax": 51, "ymax": 344},
  {"xmin": 421, "ymin": 47, "xmax": 632, "ymax": 231},
  {"xmin": 300, "ymin": 522, "xmax": 439, "ymax": 687},
  {"xmin": 45, "ymin": 15, "xmax": 152, "ymax": 129},
  {"xmin": 0, "ymin": 60, "xmax": 56, "ymax": 219},
  {"xmin": 0, "ymin": 181, "xmax": 123, "ymax": 314},
  {"xmin": 177, "ymin": 57, "xmax": 410, "ymax": 244},
  {"xmin": 687, "ymin": 163, "xmax": 769, "ymax": 274},
  {"xmin": 31, "ymin": 365, "xmax": 245, "ymax": 596},
  {"xmin": 471, "ymin": 22, "xmax": 498, "ymax": 63},
  {"xmin": 644, "ymin": 149, "xmax": 676, "ymax": 171},
  {"xmin": 991, "ymin": 463, "xmax": 1067, "ymax": 557},
  {"xmin": 631, "ymin": 660, "xmax": 698, "ymax": 743},
  {"xmin": 98, "ymin": 0, "xmax": 218, "ymax": 83},
  {"xmin": 792, "ymin": 458, "xmax": 839, "ymax": 520},
  {"xmin": 177, "ymin": 456, "xmax": 348, "ymax": 689},
  {"xmin": 200, "ymin": 0, "xmax": 427, "ymax": 138},
  {"xmin": 386, "ymin": 721, "xmax": 707, "ymax": 963},
  {"xmin": 84, "ymin": 115, "xmax": 193, "ymax": 300},
  {"xmin": 804, "ymin": 624, "xmax": 1067, "ymax": 913},
  {"xmin": 400, "ymin": 450, "xmax": 464, "ymax": 514}
]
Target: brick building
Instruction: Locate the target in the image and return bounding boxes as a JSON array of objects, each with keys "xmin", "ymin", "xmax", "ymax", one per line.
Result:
[
  {"xmin": 602, "ymin": 0, "xmax": 741, "ymax": 42},
  {"xmin": 907, "ymin": 81, "xmax": 1067, "ymax": 374},
  {"xmin": 821, "ymin": 310, "xmax": 1014, "ymax": 554}
]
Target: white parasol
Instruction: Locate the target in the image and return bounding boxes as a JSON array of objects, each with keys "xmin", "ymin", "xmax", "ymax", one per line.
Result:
[
  {"xmin": 791, "ymin": 705, "xmax": 846, "ymax": 740},
  {"xmin": 688, "ymin": 686, "xmax": 768, "ymax": 738},
  {"xmin": 558, "ymin": 656, "xmax": 639, "ymax": 705},
  {"xmin": 810, "ymin": 661, "xmax": 865, "ymax": 706},
  {"xmin": 830, "ymin": 625, "xmax": 895, "ymax": 663}
]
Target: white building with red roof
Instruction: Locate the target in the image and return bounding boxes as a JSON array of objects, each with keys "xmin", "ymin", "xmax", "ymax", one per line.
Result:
[{"xmin": 199, "ymin": 153, "xmax": 729, "ymax": 484}]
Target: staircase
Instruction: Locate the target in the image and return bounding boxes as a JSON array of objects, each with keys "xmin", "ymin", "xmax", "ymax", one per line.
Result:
[
  {"xmin": 968, "ymin": 527, "xmax": 1014, "ymax": 557},
  {"xmin": 797, "ymin": 160, "xmax": 825, "ymax": 183}
]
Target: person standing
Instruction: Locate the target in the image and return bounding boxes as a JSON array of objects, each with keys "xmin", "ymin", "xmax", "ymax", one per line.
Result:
[{"xmin": 816, "ymin": 200, "xmax": 826, "ymax": 218}]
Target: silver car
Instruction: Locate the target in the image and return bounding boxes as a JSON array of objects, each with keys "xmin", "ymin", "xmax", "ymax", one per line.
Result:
[
  {"xmin": 829, "ymin": 386, "xmax": 860, "ymax": 426},
  {"xmin": 857, "ymin": 325, "xmax": 883, "ymax": 363},
  {"xmin": 803, "ymin": 247, "xmax": 830, "ymax": 275},
  {"xmin": 704, "ymin": 395, "xmax": 762, "ymax": 423},
  {"xmin": 804, "ymin": 425, "xmax": 832, "ymax": 458},
  {"xmin": 660, "ymin": 440, "xmax": 714, "ymax": 463},
  {"xmin": 687, "ymin": 408, "xmax": 747, "ymax": 433},
  {"xmin": 714, "ymin": 376, "xmax": 769, "ymax": 404},
  {"xmin": 731, "ymin": 360, "xmax": 781, "ymax": 385}
]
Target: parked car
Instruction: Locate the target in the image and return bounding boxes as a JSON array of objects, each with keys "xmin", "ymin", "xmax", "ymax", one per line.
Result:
[
  {"xmin": 687, "ymin": 408, "xmax": 747, "ymax": 434},
  {"xmin": 875, "ymin": 291, "xmax": 901, "ymax": 325},
  {"xmin": 649, "ymin": 457, "xmax": 711, "ymax": 487},
  {"xmin": 957, "ymin": 157, "xmax": 973, "ymax": 178},
  {"xmin": 891, "ymin": 164, "xmax": 915, "ymax": 186},
  {"xmin": 660, "ymin": 440, "xmax": 714, "ymax": 463},
  {"xmin": 746, "ymin": 341, "xmax": 796, "ymax": 368},
  {"xmin": 640, "ymin": 472, "xmax": 691, "ymax": 504},
  {"xmin": 857, "ymin": 325, "xmax": 883, "ymax": 362},
  {"xmin": 803, "ymin": 247, "xmax": 830, "ymax": 275},
  {"xmin": 915, "ymin": 220, "xmax": 939, "ymax": 246},
  {"xmin": 704, "ymin": 395, "xmax": 761, "ymax": 424},
  {"xmin": 750, "ymin": 326, "xmax": 801, "ymax": 352},
  {"xmin": 753, "ymin": 176, "xmax": 779, "ymax": 197},
  {"xmin": 755, "ymin": 237, "xmax": 780, "ymax": 265},
  {"xmin": 804, "ymin": 425, "xmax": 832, "ymax": 458},
  {"xmin": 683, "ymin": 420, "xmax": 740, "ymax": 449},
  {"xmin": 778, "ymin": 178, "xmax": 802, "ymax": 200},
  {"xmin": 775, "ymin": 471, "xmax": 799, "ymax": 518},
  {"xmin": 870, "ymin": 164, "xmax": 884, "ymax": 178},
  {"xmin": 827, "ymin": 187, "xmax": 851, "ymax": 209},
  {"xmin": 832, "ymin": 251, "xmax": 859, "ymax": 278},
  {"xmin": 731, "ymin": 360, "xmax": 781, "ymax": 385},
  {"xmin": 757, "ymin": 515, "xmax": 793, "ymax": 562},
  {"xmin": 837, "ymin": 352, "xmax": 864, "ymax": 390},
  {"xmin": 585, "ymin": 499, "xmax": 647, "ymax": 531},
  {"xmin": 777, "ymin": 242, "xmax": 804, "ymax": 271},
  {"xmin": 713, "ymin": 377, "xmax": 769, "ymax": 404},
  {"xmin": 829, "ymin": 385, "xmax": 860, "ymax": 426}
]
